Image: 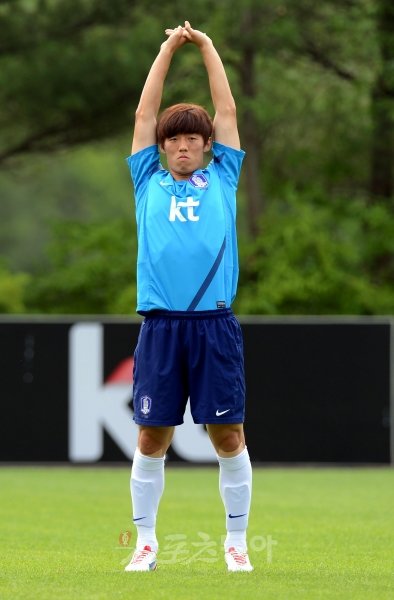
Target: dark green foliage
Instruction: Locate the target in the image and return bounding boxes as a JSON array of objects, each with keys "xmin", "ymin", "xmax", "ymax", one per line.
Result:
[
  {"xmin": 0, "ymin": 0, "xmax": 393, "ymax": 315},
  {"xmin": 0, "ymin": 0, "xmax": 162, "ymax": 160},
  {"xmin": 25, "ymin": 219, "xmax": 137, "ymax": 314},
  {"xmin": 0, "ymin": 263, "xmax": 29, "ymax": 313},
  {"xmin": 235, "ymin": 189, "xmax": 394, "ymax": 315}
]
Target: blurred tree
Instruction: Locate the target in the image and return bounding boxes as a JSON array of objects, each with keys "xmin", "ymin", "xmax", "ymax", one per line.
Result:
[
  {"xmin": 1, "ymin": 0, "xmax": 390, "ymax": 215},
  {"xmin": 190, "ymin": 0, "xmax": 386, "ymax": 231},
  {"xmin": 0, "ymin": 0, "xmax": 161, "ymax": 162},
  {"xmin": 235, "ymin": 190, "xmax": 394, "ymax": 315},
  {"xmin": 0, "ymin": 0, "xmax": 392, "ymax": 315},
  {"xmin": 369, "ymin": 0, "xmax": 394, "ymax": 199},
  {"xmin": 0, "ymin": 263, "xmax": 29, "ymax": 312},
  {"xmin": 0, "ymin": 137, "xmax": 132, "ymax": 272},
  {"xmin": 25, "ymin": 219, "xmax": 137, "ymax": 314}
]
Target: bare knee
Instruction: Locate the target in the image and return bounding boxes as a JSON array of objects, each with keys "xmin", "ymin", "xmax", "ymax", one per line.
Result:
[
  {"xmin": 138, "ymin": 427, "xmax": 174, "ymax": 457},
  {"xmin": 138, "ymin": 430, "xmax": 161, "ymax": 455},
  {"xmin": 218, "ymin": 430, "xmax": 243, "ymax": 453},
  {"xmin": 206, "ymin": 424, "xmax": 245, "ymax": 456}
]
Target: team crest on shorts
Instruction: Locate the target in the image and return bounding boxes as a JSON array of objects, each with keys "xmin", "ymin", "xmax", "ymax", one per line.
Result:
[
  {"xmin": 140, "ymin": 396, "xmax": 152, "ymax": 416},
  {"xmin": 189, "ymin": 173, "xmax": 208, "ymax": 188}
]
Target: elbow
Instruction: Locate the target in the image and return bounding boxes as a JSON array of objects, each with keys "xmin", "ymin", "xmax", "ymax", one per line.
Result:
[
  {"xmin": 228, "ymin": 100, "xmax": 237, "ymax": 116},
  {"xmin": 134, "ymin": 107, "xmax": 156, "ymax": 126},
  {"xmin": 217, "ymin": 101, "xmax": 237, "ymax": 119},
  {"xmin": 134, "ymin": 107, "xmax": 143, "ymax": 121}
]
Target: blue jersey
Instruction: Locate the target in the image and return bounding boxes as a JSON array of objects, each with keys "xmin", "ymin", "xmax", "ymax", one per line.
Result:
[{"xmin": 127, "ymin": 142, "xmax": 245, "ymax": 312}]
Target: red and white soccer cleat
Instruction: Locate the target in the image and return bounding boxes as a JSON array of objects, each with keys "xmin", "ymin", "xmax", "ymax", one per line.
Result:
[
  {"xmin": 225, "ymin": 547, "xmax": 254, "ymax": 572},
  {"xmin": 124, "ymin": 545, "xmax": 157, "ymax": 572}
]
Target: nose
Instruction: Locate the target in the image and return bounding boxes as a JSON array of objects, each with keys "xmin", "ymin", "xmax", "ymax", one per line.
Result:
[{"xmin": 178, "ymin": 136, "xmax": 188, "ymax": 151}]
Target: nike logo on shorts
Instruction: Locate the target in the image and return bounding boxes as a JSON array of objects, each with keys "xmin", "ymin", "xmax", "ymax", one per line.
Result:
[{"xmin": 216, "ymin": 409, "xmax": 230, "ymax": 416}]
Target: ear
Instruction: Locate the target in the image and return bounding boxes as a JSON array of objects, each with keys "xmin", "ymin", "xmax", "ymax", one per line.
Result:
[{"xmin": 204, "ymin": 137, "xmax": 212, "ymax": 152}]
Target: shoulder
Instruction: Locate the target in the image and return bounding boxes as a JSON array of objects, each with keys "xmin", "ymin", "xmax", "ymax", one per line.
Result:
[
  {"xmin": 126, "ymin": 145, "xmax": 161, "ymax": 184},
  {"xmin": 212, "ymin": 141, "xmax": 246, "ymax": 163},
  {"xmin": 128, "ymin": 144, "xmax": 160, "ymax": 166},
  {"xmin": 207, "ymin": 142, "xmax": 245, "ymax": 189},
  {"xmin": 126, "ymin": 145, "xmax": 166, "ymax": 206}
]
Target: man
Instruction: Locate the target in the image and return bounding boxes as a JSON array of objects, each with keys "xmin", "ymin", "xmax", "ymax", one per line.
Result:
[{"xmin": 125, "ymin": 21, "xmax": 253, "ymax": 573}]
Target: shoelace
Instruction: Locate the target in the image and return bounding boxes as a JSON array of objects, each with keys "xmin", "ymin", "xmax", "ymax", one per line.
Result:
[
  {"xmin": 228, "ymin": 547, "xmax": 248, "ymax": 565},
  {"xmin": 132, "ymin": 546, "xmax": 153, "ymax": 564}
]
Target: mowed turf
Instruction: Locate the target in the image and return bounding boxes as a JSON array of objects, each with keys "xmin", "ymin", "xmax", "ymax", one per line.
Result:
[{"xmin": 0, "ymin": 466, "xmax": 393, "ymax": 600}]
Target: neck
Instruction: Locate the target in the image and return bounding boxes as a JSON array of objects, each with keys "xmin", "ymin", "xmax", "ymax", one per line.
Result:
[{"xmin": 170, "ymin": 169, "xmax": 193, "ymax": 181}]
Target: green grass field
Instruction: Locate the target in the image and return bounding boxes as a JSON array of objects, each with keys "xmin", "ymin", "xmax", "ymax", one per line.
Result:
[{"xmin": 0, "ymin": 467, "xmax": 393, "ymax": 600}]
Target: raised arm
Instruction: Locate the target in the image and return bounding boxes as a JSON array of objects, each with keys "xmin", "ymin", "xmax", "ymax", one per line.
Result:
[
  {"xmin": 183, "ymin": 21, "xmax": 240, "ymax": 150},
  {"xmin": 131, "ymin": 26, "xmax": 186, "ymax": 155}
]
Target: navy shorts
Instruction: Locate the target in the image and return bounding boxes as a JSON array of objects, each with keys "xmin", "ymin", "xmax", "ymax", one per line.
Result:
[{"xmin": 132, "ymin": 309, "xmax": 245, "ymax": 426}]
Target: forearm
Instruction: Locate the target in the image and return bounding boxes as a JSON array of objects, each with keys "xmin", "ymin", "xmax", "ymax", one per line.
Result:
[
  {"xmin": 132, "ymin": 26, "xmax": 185, "ymax": 154},
  {"xmin": 135, "ymin": 45, "xmax": 176, "ymax": 119},
  {"xmin": 199, "ymin": 40, "xmax": 236, "ymax": 114}
]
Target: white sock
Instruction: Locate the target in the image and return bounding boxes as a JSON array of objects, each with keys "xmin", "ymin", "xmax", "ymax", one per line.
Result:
[
  {"xmin": 217, "ymin": 447, "xmax": 252, "ymax": 552},
  {"xmin": 130, "ymin": 447, "xmax": 165, "ymax": 552}
]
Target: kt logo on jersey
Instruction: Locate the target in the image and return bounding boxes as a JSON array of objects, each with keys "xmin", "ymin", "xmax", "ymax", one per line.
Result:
[{"xmin": 169, "ymin": 196, "xmax": 199, "ymax": 222}]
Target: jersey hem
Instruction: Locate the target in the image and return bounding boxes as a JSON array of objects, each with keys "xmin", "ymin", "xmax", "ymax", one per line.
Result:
[{"xmin": 139, "ymin": 308, "xmax": 233, "ymax": 319}]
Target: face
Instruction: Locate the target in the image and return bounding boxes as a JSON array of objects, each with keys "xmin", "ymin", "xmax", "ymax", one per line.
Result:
[{"xmin": 162, "ymin": 133, "xmax": 211, "ymax": 180}]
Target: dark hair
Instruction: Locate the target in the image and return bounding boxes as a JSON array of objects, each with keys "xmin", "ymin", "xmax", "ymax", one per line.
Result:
[{"xmin": 157, "ymin": 103, "xmax": 213, "ymax": 146}]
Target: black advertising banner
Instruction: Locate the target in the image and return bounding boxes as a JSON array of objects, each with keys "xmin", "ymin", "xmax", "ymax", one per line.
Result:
[
  {"xmin": 242, "ymin": 322, "xmax": 391, "ymax": 462},
  {"xmin": 0, "ymin": 318, "xmax": 391, "ymax": 463}
]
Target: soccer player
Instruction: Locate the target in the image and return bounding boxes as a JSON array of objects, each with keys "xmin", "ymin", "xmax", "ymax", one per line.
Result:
[{"xmin": 125, "ymin": 21, "xmax": 253, "ymax": 573}]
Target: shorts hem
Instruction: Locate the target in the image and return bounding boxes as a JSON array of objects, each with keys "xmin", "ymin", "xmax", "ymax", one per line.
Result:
[
  {"xmin": 194, "ymin": 418, "xmax": 245, "ymax": 425},
  {"xmin": 133, "ymin": 418, "xmax": 184, "ymax": 427}
]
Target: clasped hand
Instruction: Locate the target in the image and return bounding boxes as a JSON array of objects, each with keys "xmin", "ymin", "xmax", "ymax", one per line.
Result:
[{"xmin": 163, "ymin": 20, "xmax": 211, "ymax": 50}]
